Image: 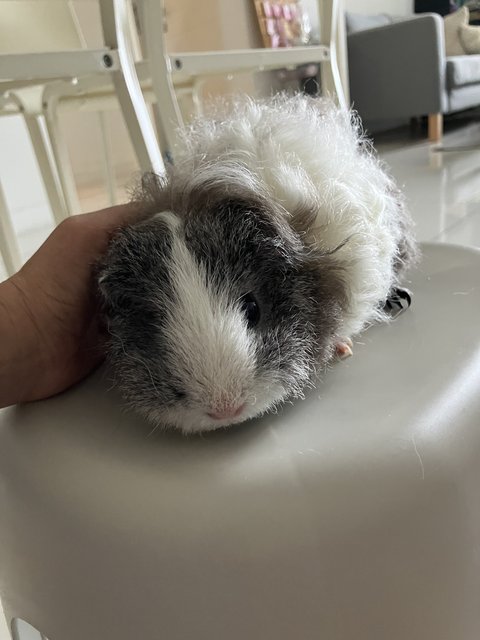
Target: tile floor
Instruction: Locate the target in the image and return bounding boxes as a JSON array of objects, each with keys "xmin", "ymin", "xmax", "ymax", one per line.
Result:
[
  {"xmin": 1, "ymin": 120, "xmax": 480, "ymax": 638},
  {"xmin": 378, "ymin": 123, "xmax": 480, "ymax": 248}
]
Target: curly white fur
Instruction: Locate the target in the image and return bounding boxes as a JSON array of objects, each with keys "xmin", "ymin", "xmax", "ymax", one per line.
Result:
[
  {"xmin": 174, "ymin": 94, "xmax": 413, "ymax": 338},
  {"xmin": 100, "ymin": 94, "xmax": 416, "ymax": 433}
]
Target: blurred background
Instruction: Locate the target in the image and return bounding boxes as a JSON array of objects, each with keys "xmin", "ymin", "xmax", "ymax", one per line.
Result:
[{"xmin": 1, "ymin": 0, "xmax": 480, "ymax": 284}]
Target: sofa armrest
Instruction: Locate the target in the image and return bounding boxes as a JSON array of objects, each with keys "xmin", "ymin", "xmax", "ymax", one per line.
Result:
[{"xmin": 348, "ymin": 14, "xmax": 446, "ymax": 121}]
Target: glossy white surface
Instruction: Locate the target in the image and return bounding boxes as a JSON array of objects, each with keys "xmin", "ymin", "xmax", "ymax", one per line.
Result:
[
  {"xmin": 2, "ymin": 122, "xmax": 480, "ymax": 639},
  {"xmin": 1, "ymin": 242, "xmax": 480, "ymax": 640},
  {"xmin": 379, "ymin": 122, "xmax": 480, "ymax": 247}
]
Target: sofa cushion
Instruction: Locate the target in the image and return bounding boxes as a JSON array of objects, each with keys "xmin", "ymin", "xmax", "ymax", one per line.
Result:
[
  {"xmin": 446, "ymin": 55, "xmax": 480, "ymax": 89},
  {"xmin": 444, "ymin": 6, "xmax": 468, "ymax": 56},
  {"xmin": 345, "ymin": 12, "xmax": 392, "ymax": 34},
  {"xmin": 460, "ymin": 24, "xmax": 480, "ymax": 54}
]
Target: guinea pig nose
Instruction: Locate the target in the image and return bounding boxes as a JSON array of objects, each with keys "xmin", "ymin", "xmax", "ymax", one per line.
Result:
[{"xmin": 207, "ymin": 403, "xmax": 246, "ymax": 421}]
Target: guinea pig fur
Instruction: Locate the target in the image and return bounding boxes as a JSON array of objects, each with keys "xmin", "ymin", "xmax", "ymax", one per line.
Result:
[{"xmin": 98, "ymin": 94, "xmax": 417, "ymax": 435}]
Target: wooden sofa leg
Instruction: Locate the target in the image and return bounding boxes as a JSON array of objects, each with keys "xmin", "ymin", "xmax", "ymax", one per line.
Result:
[{"xmin": 428, "ymin": 113, "xmax": 443, "ymax": 143}]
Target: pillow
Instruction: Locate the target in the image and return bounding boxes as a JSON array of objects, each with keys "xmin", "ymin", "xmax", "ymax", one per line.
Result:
[
  {"xmin": 460, "ymin": 23, "xmax": 480, "ymax": 54},
  {"xmin": 345, "ymin": 12, "xmax": 392, "ymax": 35},
  {"xmin": 443, "ymin": 6, "xmax": 469, "ymax": 56}
]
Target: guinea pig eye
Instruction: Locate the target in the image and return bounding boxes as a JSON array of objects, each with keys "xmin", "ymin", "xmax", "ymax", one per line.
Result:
[{"xmin": 240, "ymin": 293, "xmax": 260, "ymax": 328}]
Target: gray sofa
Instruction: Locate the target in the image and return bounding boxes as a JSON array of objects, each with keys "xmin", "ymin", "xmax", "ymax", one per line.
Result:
[{"xmin": 346, "ymin": 12, "xmax": 480, "ymax": 140}]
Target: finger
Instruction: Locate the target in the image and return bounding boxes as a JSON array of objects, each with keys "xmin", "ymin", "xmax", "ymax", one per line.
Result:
[
  {"xmin": 76, "ymin": 202, "xmax": 145, "ymax": 232},
  {"xmin": 60, "ymin": 203, "xmax": 148, "ymax": 258}
]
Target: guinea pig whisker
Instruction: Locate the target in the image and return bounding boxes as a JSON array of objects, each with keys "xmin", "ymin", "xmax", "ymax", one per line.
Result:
[
  {"xmin": 120, "ymin": 351, "xmax": 160, "ymax": 396},
  {"xmin": 326, "ymin": 233, "xmax": 356, "ymax": 256},
  {"xmin": 146, "ymin": 423, "xmax": 161, "ymax": 438}
]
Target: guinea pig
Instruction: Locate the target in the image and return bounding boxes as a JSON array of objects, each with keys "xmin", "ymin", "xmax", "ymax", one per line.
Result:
[{"xmin": 98, "ymin": 94, "xmax": 417, "ymax": 434}]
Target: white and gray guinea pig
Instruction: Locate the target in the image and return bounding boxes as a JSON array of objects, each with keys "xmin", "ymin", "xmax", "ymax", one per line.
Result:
[{"xmin": 98, "ymin": 94, "xmax": 417, "ymax": 434}]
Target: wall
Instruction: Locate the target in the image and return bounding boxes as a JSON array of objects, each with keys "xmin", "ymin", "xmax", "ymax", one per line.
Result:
[
  {"xmin": 164, "ymin": 0, "xmax": 262, "ymax": 110},
  {"xmin": 344, "ymin": 0, "xmax": 413, "ymax": 14},
  {"xmin": 302, "ymin": 0, "xmax": 413, "ymax": 33}
]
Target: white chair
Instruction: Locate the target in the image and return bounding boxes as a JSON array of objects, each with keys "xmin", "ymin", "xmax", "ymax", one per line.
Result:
[
  {"xmin": 0, "ymin": 0, "xmax": 348, "ymax": 274},
  {"xmin": 0, "ymin": 91, "xmax": 22, "ymax": 276},
  {"xmin": 0, "ymin": 180, "xmax": 22, "ymax": 277},
  {"xmin": 0, "ymin": 87, "xmax": 71, "ymax": 225},
  {"xmin": 1, "ymin": 0, "xmax": 347, "ymax": 215},
  {"xmin": 1, "ymin": 1, "xmax": 100, "ymax": 222},
  {"xmin": 134, "ymin": 0, "xmax": 347, "ymax": 159},
  {"xmin": 0, "ymin": 0, "xmax": 167, "ymax": 274},
  {"xmin": 34, "ymin": 0, "xmax": 348, "ymax": 184},
  {"xmin": 1, "ymin": 244, "xmax": 480, "ymax": 640},
  {"xmin": 0, "ymin": 0, "xmax": 165, "ymax": 217},
  {"xmin": 0, "ymin": 7, "xmax": 78, "ymax": 252}
]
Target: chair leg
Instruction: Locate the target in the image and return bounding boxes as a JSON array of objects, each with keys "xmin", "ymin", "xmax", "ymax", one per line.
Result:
[
  {"xmin": 139, "ymin": 0, "xmax": 185, "ymax": 160},
  {"xmin": 428, "ymin": 113, "xmax": 443, "ymax": 143},
  {"xmin": 0, "ymin": 181, "xmax": 22, "ymax": 277},
  {"xmin": 191, "ymin": 78, "xmax": 205, "ymax": 117},
  {"xmin": 99, "ymin": 0, "xmax": 165, "ymax": 174},
  {"xmin": 149, "ymin": 75, "xmax": 183, "ymax": 161},
  {"xmin": 44, "ymin": 101, "xmax": 81, "ymax": 216},
  {"xmin": 11, "ymin": 617, "xmax": 46, "ymax": 639},
  {"xmin": 23, "ymin": 113, "xmax": 68, "ymax": 224},
  {"xmin": 98, "ymin": 111, "xmax": 117, "ymax": 206},
  {"xmin": 318, "ymin": 0, "xmax": 348, "ymax": 110}
]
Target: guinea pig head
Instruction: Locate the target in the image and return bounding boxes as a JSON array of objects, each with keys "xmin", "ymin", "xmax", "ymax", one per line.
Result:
[{"xmin": 98, "ymin": 182, "xmax": 347, "ymax": 434}]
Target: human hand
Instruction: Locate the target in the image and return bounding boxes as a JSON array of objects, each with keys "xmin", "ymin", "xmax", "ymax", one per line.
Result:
[{"xmin": 0, "ymin": 204, "xmax": 142, "ymax": 408}]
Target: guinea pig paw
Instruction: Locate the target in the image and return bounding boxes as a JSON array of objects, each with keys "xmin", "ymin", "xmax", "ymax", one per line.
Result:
[{"xmin": 334, "ymin": 338, "xmax": 353, "ymax": 360}]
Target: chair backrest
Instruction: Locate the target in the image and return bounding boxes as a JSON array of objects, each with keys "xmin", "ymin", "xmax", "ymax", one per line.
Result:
[{"xmin": 0, "ymin": 1, "xmax": 85, "ymax": 54}]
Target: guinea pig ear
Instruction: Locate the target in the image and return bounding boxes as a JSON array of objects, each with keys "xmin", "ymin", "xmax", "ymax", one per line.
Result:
[{"xmin": 96, "ymin": 213, "xmax": 175, "ymax": 315}]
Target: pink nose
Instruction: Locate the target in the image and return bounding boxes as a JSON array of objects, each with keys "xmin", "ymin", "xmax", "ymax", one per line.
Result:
[{"xmin": 207, "ymin": 403, "xmax": 245, "ymax": 421}]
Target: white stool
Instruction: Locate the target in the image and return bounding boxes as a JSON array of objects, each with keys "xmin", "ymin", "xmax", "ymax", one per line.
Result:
[{"xmin": 1, "ymin": 243, "xmax": 480, "ymax": 640}]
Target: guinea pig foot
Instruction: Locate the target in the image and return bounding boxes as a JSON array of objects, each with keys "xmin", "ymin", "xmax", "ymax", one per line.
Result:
[
  {"xmin": 334, "ymin": 338, "xmax": 353, "ymax": 359},
  {"xmin": 384, "ymin": 287, "xmax": 412, "ymax": 317}
]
